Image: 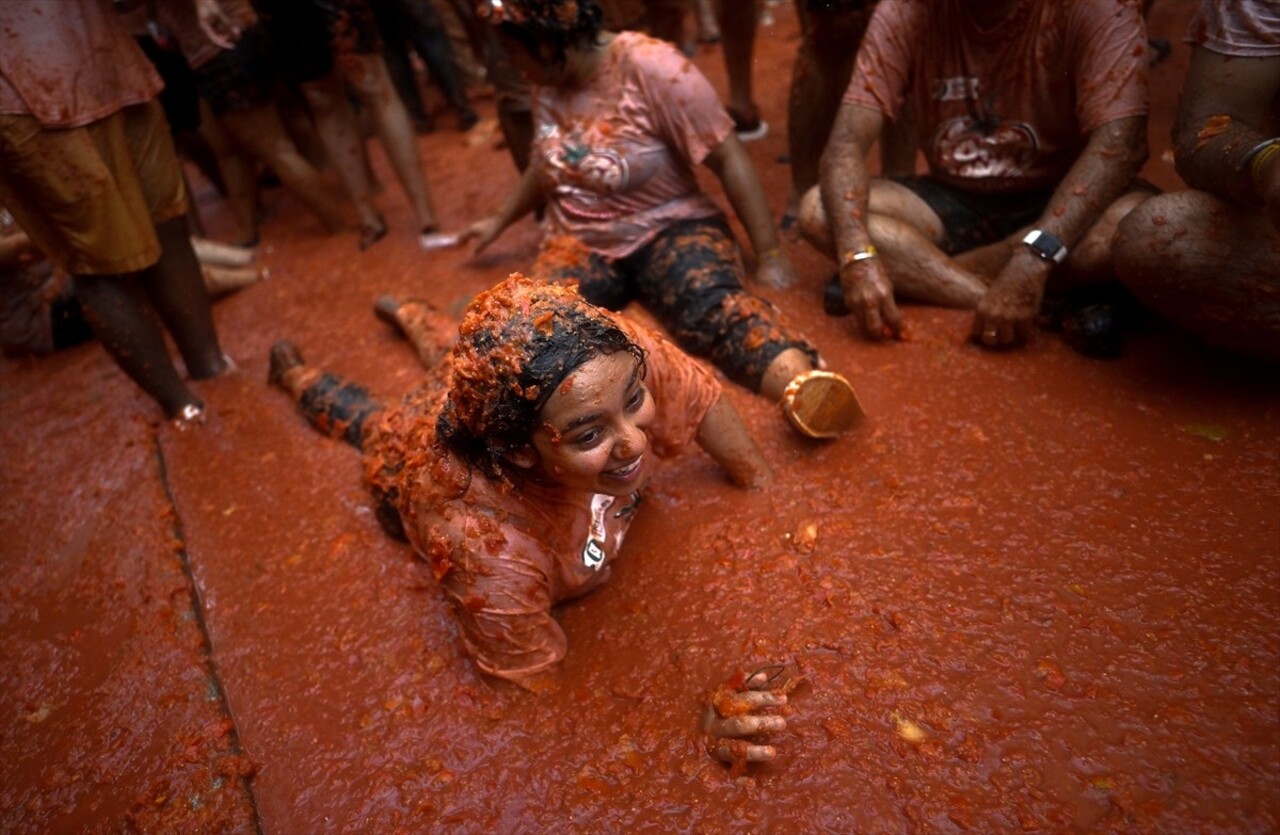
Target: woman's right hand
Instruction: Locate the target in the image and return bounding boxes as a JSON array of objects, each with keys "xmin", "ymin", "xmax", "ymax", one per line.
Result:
[
  {"xmin": 703, "ymin": 665, "xmax": 802, "ymax": 775},
  {"xmin": 458, "ymin": 215, "xmax": 505, "ymax": 255}
]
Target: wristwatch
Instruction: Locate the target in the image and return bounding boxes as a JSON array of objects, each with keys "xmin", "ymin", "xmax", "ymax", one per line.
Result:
[{"xmin": 1021, "ymin": 229, "xmax": 1068, "ymax": 264}]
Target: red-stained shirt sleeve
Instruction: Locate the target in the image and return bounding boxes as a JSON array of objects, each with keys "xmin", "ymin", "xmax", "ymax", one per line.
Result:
[
  {"xmin": 1067, "ymin": 0, "xmax": 1149, "ymax": 133},
  {"xmin": 842, "ymin": 0, "xmax": 929, "ymax": 122},
  {"xmin": 627, "ymin": 34, "xmax": 735, "ymax": 167},
  {"xmin": 436, "ymin": 518, "xmax": 569, "ymax": 686}
]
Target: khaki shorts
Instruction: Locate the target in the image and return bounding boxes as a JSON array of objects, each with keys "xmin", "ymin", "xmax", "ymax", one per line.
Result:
[{"xmin": 0, "ymin": 99, "xmax": 187, "ymax": 276}]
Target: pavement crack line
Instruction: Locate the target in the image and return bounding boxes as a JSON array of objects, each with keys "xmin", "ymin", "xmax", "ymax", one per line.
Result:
[{"xmin": 153, "ymin": 434, "xmax": 265, "ymax": 834}]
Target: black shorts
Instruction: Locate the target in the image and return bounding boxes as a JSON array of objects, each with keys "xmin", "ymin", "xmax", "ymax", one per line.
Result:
[
  {"xmin": 537, "ymin": 217, "xmax": 819, "ymax": 392},
  {"xmin": 193, "ymin": 24, "xmax": 279, "ymax": 116},
  {"xmin": 889, "ymin": 175, "xmax": 1053, "ymax": 255}
]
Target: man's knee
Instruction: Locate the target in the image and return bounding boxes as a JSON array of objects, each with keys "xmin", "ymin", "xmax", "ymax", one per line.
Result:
[
  {"xmin": 798, "ymin": 185, "xmax": 833, "ymax": 255},
  {"xmin": 1112, "ymin": 192, "xmax": 1207, "ymax": 277}
]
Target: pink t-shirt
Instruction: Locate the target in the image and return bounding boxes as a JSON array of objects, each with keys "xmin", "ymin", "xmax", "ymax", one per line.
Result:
[
  {"xmin": 0, "ymin": 0, "xmax": 162, "ymax": 128},
  {"xmin": 530, "ymin": 31, "xmax": 733, "ymax": 259},
  {"xmin": 1187, "ymin": 0, "xmax": 1280, "ymax": 58},
  {"xmin": 372, "ymin": 314, "xmax": 722, "ymax": 684},
  {"xmin": 845, "ymin": 0, "xmax": 1149, "ymax": 193}
]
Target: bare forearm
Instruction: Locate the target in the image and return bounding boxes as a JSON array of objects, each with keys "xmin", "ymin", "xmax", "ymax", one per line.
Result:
[
  {"xmin": 1174, "ymin": 51, "xmax": 1280, "ymax": 206},
  {"xmin": 819, "ymin": 106, "xmax": 877, "ymax": 259},
  {"xmin": 497, "ymin": 164, "xmax": 544, "ymax": 230},
  {"xmin": 705, "ymin": 137, "xmax": 779, "ymax": 258},
  {"xmin": 1032, "ymin": 116, "xmax": 1147, "ymax": 251},
  {"xmin": 695, "ymin": 395, "xmax": 771, "ymax": 489}
]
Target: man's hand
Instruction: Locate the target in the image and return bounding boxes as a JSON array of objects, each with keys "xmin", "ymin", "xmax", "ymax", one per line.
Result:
[
  {"xmin": 755, "ymin": 248, "xmax": 797, "ymax": 289},
  {"xmin": 840, "ymin": 260, "xmax": 902, "ymax": 341},
  {"xmin": 970, "ymin": 253, "xmax": 1049, "ymax": 348},
  {"xmin": 704, "ymin": 665, "xmax": 802, "ymax": 776},
  {"xmin": 195, "ymin": 0, "xmax": 244, "ymax": 49}
]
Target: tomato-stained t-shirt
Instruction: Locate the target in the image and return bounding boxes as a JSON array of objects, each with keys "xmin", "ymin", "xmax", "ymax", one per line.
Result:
[
  {"xmin": 0, "ymin": 0, "xmax": 163, "ymax": 128},
  {"xmin": 844, "ymin": 0, "xmax": 1148, "ymax": 193},
  {"xmin": 364, "ymin": 313, "xmax": 722, "ymax": 685},
  {"xmin": 530, "ymin": 31, "xmax": 734, "ymax": 259}
]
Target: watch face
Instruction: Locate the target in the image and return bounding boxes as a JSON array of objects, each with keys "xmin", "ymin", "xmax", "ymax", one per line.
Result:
[{"xmin": 1025, "ymin": 230, "xmax": 1066, "ymax": 263}]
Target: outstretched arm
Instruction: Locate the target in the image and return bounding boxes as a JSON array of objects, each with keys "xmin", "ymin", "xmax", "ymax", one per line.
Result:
[
  {"xmin": 694, "ymin": 394, "xmax": 771, "ymax": 489},
  {"xmin": 704, "ymin": 134, "xmax": 796, "ymax": 289},
  {"xmin": 820, "ymin": 102, "xmax": 902, "ymax": 340},
  {"xmin": 459, "ymin": 162, "xmax": 546, "ymax": 254}
]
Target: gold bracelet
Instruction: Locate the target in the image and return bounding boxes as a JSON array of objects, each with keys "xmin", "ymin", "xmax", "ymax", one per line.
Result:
[
  {"xmin": 839, "ymin": 244, "xmax": 877, "ymax": 269},
  {"xmin": 1247, "ymin": 139, "xmax": 1280, "ymax": 185}
]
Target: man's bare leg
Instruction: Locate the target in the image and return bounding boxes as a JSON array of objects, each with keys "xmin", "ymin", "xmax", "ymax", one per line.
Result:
[
  {"xmin": 299, "ymin": 72, "xmax": 387, "ymax": 243},
  {"xmin": 74, "ymin": 271, "xmax": 204, "ymax": 419},
  {"xmin": 799, "ymin": 181, "xmax": 987, "ymax": 308},
  {"xmin": 221, "ymin": 105, "xmax": 350, "ymax": 234},
  {"xmin": 1114, "ymin": 190, "xmax": 1280, "ymax": 362},
  {"xmin": 145, "ymin": 216, "xmax": 229, "ymax": 380}
]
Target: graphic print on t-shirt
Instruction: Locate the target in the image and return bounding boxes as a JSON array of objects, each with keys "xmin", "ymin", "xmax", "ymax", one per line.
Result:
[
  {"xmin": 930, "ymin": 77, "xmax": 1038, "ymax": 179},
  {"xmin": 582, "ymin": 493, "xmax": 617, "ymax": 570}
]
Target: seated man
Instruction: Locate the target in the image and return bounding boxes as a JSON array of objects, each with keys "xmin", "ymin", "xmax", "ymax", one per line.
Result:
[
  {"xmin": 799, "ymin": 0, "xmax": 1153, "ymax": 352},
  {"xmin": 1112, "ymin": 0, "xmax": 1280, "ymax": 363}
]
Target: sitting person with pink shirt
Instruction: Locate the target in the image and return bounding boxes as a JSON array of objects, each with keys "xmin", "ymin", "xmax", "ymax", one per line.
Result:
[
  {"xmin": 268, "ymin": 274, "xmax": 792, "ymax": 767},
  {"xmin": 800, "ymin": 0, "xmax": 1156, "ymax": 356},
  {"xmin": 459, "ymin": 0, "xmax": 862, "ymax": 440}
]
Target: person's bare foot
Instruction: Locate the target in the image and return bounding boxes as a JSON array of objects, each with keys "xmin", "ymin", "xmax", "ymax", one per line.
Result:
[{"xmin": 268, "ymin": 340, "xmax": 304, "ymax": 387}]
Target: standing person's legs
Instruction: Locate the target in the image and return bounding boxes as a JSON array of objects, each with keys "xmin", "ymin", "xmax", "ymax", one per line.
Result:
[
  {"xmin": 143, "ymin": 216, "xmax": 228, "ymax": 380},
  {"xmin": 786, "ymin": 2, "xmax": 867, "ymax": 213},
  {"xmin": 0, "ymin": 104, "xmax": 226, "ymax": 418},
  {"xmin": 298, "ymin": 72, "xmax": 388, "ymax": 246},
  {"xmin": 716, "ymin": 0, "xmax": 764, "ymax": 139},
  {"xmin": 399, "ymin": 0, "xmax": 479, "ymax": 129},
  {"xmin": 73, "ymin": 272, "xmax": 207, "ymax": 416},
  {"xmin": 372, "ymin": 0, "xmax": 435, "ymax": 133},
  {"xmin": 340, "ymin": 50, "xmax": 441, "ymax": 235},
  {"xmin": 125, "ymin": 100, "xmax": 230, "ymax": 381},
  {"xmin": 219, "ymin": 105, "xmax": 351, "ymax": 233},
  {"xmin": 196, "ymin": 98, "xmax": 262, "ymax": 245}
]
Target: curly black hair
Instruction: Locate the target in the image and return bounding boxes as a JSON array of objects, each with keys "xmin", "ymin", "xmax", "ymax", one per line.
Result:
[
  {"xmin": 436, "ymin": 274, "xmax": 645, "ymax": 483},
  {"xmin": 485, "ymin": 0, "xmax": 606, "ymax": 71}
]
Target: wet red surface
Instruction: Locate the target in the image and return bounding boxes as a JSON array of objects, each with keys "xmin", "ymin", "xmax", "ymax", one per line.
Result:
[{"xmin": 3, "ymin": 2, "xmax": 1278, "ymax": 831}]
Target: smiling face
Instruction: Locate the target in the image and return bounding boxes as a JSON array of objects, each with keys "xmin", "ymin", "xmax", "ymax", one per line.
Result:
[{"xmin": 524, "ymin": 351, "xmax": 655, "ymax": 496}]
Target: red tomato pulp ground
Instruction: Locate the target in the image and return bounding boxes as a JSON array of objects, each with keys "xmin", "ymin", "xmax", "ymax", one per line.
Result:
[{"xmin": 2, "ymin": 2, "xmax": 1276, "ymax": 831}]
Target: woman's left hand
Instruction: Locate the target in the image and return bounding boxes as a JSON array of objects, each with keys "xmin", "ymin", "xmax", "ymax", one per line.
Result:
[{"xmin": 756, "ymin": 248, "xmax": 797, "ymax": 289}]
